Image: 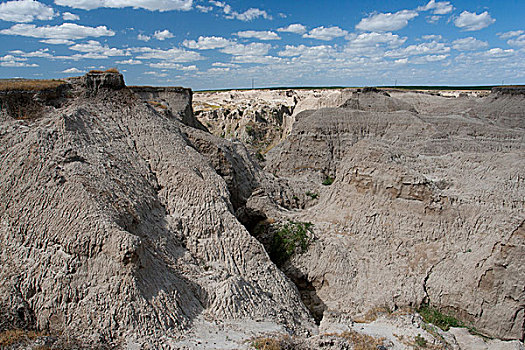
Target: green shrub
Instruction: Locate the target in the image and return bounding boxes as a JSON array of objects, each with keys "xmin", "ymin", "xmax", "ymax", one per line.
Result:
[
  {"xmin": 322, "ymin": 176, "xmax": 334, "ymax": 186},
  {"xmin": 415, "ymin": 334, "xmax": 427, "ymax": 347},
  {"xmin": 306, "ymin": 191, "xmax": 318, "ymax": 199},
  {"xmin": 269, "ymin": 221, "xmax": 314, "ymax": 266},
  {"xmin": 418, "ymin": 305, "xmax": 463, "ymax": 331}
]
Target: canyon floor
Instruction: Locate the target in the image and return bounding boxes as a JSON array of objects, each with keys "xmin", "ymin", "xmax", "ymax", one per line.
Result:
[{"xmin": 0, "ymin": 73, "xmax": 523, "ymax": 349}]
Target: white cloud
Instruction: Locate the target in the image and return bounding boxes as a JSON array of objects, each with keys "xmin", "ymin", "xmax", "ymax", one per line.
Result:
[
  {"xmin": 62, "ymin": 67, "xmax": 83, "ymax": 73},
  {"xmin": 0, "ymin": 0, "xmax": 56, "ymax": 23},
  {"xmin": 1, "ymin": 54, "xmax": 26, "ymax": 61},
  {"xmin": 196, "ymin": 5, "xmax": 212, "ymax": 12},
  {"xmin": 507, "ymin": 34, "xmax": 525, "ymax": 47},
  {"xmin": 232, "ymin": 55, "xmax": 282, "ymax": 64},
  {"xmin": 236, "ymin": 30, "xmax": 280, "ymax": 40},
  {"xmin": 116, "ymin": 59, "xmax": 142, "ymax": 65},
  {"xmin": 133, "ymin": 46, "xmax": 203, "ymax": 62},
  {"xmin": 421, "ymin": 34, "xmax": 442, "ymax": 41},
  {"xmin": 153, "ymin": 29, "xmax": 174, "ymax": 40},
  {"xmin": 418, "ymin": 0, "xmax": 453, "ymax": 15},
  {"xmin": 40, "ymin": 38, "xmax": 75, "ymax": 45},
  {"xmin": 303, "ymin": 26, "xmax": 348, "ymax": 41},
  {"xmin": 10, "ymin": 48, "xmax": 52, "ymax": 58},
  {"xmin": 228, "ymin": 8, "xmax": 270, "ymax": 21},
  {"xmin": 220, "ymin": 42, "xmax": 270, "ymax": 56},
  {"xmin": 69, "ymin": 40, "xmax": 128, "ymax": 57},
  {"xmin": 54, "ymin": 0, "xmax": 193, "ymax": 11},
  {"xmin": 348, "ymin": 32, "xmax": 406, "ymax": 48},
  {"xmin": 356, "ymin": 10, "xmax": 418, "ymax": 32},
  {"xmin": 211, "ymin": 62, "xmax": 239, "ymax": 68},
  {"xmin": 497, "ymin": 30, "xmax": 524, "ymax": 40},
  {"xmin": 454, "ymin": 11, "xmax": 495, "ymax": 31},
  {"xmin": 144, "ymin": 70, "xmax": 168, "ymax": 77},
  {"xmin": 0, "ymin": 23, "xmax": 115, "ymax": 40},
  {"xmin": 0, "ymin": 60, "xmax": 38, "ymax": 67},
  {"xmin": 137, "ymin": 34, "xmax": 151, "ymax": 41},
  {"xmin": 277, "ymin": 23, "xmax": 306, "ymax": 34},
  {"xmin": 483, "ymin": 48, "xmax": 514, "ymax": 58},
  {"xmin": 426, "ymin": 15, "xmax": 441, "ymax": 23},
  {"xmin": 207, "ymin": 67, "xmax": 230, "ymax": 73},
  {"xmin": 278, "ymin": 44, "xmax": 334, "ymax": 58},
  {"xmin": 149, "ymin": 62, "xmax": 196, "ymax": 70},
  {"xmin": 385, "ymin": 41, "xmax": 450, "ymax": 58},
  {"xmin": 452, "ymin": 37, "xmax": 489, "ymax": 51},
  {"xmin": 62, "ymin": 12, "xmax": 79, "ymax": 21},
  {"xmin": 183, "ymin": 36, "xmax": 232, "ymax": 49},
  {"xmin": 410, "ymin": 54, "xmax": 449, "ymax": 64}
]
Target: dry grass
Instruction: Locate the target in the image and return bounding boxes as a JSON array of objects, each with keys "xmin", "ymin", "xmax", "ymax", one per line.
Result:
[
  {"xmin": 0, "ymin": 79, "xmax": 65, "ymax": 92},
  {"xmin": 0, "ymin": 329, "xmax": 47, "ymax": 347},
  {"xmin": 147, "ymin": 100, "xmax": 168, "ymax": 109},
  {"xmin": 251, "ymin": 336, "xmax": 283, "ymax": 350},
  {"xmin": 104, "ymin": 67, "xmax": 119, "ymax": 73},
  {"xmin": 337, "ymin": 330, "xmax": 386, "ymax": 350}
]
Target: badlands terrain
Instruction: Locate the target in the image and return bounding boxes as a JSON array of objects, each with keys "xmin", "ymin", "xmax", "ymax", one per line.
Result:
[{"xmin": 0, "ymin": 71, "xmax": 523, "ymax": 349}]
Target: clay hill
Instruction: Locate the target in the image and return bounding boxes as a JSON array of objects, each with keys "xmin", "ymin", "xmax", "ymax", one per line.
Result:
[{"xmin": 0, "ymin": 72, "xmax": 523, "ymax": 349}]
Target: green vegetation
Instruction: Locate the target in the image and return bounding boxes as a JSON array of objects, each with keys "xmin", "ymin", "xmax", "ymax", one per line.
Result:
[
  {"xmin": 322, "ymin": 176, "xmax": 334, "ymax": 186},
  {"xmin": 306, "ymin": 191, "xmax": 319, "ymax": 199},
  {"xmin": 251, "ymin": 337, "xmax": 282, "ymax": 350},
  {"xmin": 415, "ymin": 334, "xmax": 427, "ymax": 347},
  {"xmin": 418, "ymin": 305, "xmax": 463, "ymax": 331},
  {"xmin": 245, "ymin": 124, "xmax": 255, "ymax": 137},
  {"xmin": 269, "ymin": 221, "xmax": 314, "ymax": 266},
  {"xmin": 254, "ymin": 151, "xmax": 265, "ymax": 162}
]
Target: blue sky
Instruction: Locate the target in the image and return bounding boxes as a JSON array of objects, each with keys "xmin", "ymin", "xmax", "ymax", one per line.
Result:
[{"xmin": 0, "ymin": 0, "xmax": 524, "ymax": 89}]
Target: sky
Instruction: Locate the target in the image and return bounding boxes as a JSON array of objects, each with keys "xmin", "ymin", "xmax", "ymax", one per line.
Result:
[{"xmin": 0, "ymin": 0, "xmax": 524, "ymax": 90}]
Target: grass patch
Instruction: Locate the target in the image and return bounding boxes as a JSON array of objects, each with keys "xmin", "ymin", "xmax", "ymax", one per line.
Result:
[
  {"xmin": 337, "ymin": 330, "xmax": 386, "ymax": 350},
  {"xmin": 269, "ymin": 221, "xmax": 314, "ymax": 266},
  {"xmin": 0, "ymin": 79, "xmax": 65, "ymax": 92},
  {"xmin": 418, "ymin": 305, "xmax": 463, "ymax": 331},
  {"xmin": 322, "ymin": 176, "xmax": 334, "ymax": 186},
  {"xmin": 0, "ymin": 329, "xmax": 47, "ymax": 347},
  {"xmin": 306, "ymin": 191, "xmax": 319, "ymax": 199},
  {"xmin": 147, "ymin": 100, "xmax": 168, "ymax": 109},
  {"xmin": 251, "ymin": 336, "xmax": 283, "ymax": 350},
  {"xmin": 415, "ymin": 334, "xmax": 427, "ymax": 347}
]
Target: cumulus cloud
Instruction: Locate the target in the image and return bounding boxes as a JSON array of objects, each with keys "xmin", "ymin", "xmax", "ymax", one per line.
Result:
[
  {"xmin": 452, "ymin": 37, "xmax": 489, "ymax": 51},
  {"xmin": 54, "ymin": 0, "xmax": 193, "ymax": 11},
  {"xmin": 116, "ymin": 59, "xmax": 142, "ymax": 65},
  {"xmin": 10, "ymin": 48, "xmax": 52, "ymax": 58},
  {"xmin": 149, "ymin": 62, "xmax": 197, "ymax": 70},
  {"xmin": 277, "ymin": 23, "xmax": 306, "ymax": 34},
  {"xmin": 418, "ymin": 0, "xmax": 453, "ymax": 15},
  {"xmin": 232, "ymin": 55, "xmax": 282, "ymax": 64},
  {"xmin": 385, "ymin": 41, "xmax": 450, "ymax": 58},
  {"xmin": 454, "ymin": 11, "xmax": 495, "ymax": 31},
  {"xmin": 210, "ymin": 1, "xmax": 270, "ymax": 21},
  {"xmin": 507, "ymin": 35, "xmax": 525, "ymax": 47},
  {"xmin": 62, "ymin": 67, "xmax": 83, "ymax": 73},
  {"xmin": 0, "ymin": 0, "xmax": 57, "ymax": 22},
  {"xmin": 183, "ymin": 36, "xmax": 232, "ymax": 49},
  {"xmin": 482, "ymin": 48, "xmax": 514, "ymax": 58},
  {"xmin": 421, "ymin": 34, "xmax": 442, "ymax": 41},
  {"xmin": 40, "ymin": 38, "xmax": 75, "ymax": 45},
  {"xmin": 153, "ymin": 29, "xmax": 174, "ymax": 40},
  {"xmin": 228, "ymin": 8, "xmax": 270, "ymax": 21},
  {"xmin": 497, "ymin": 30, "xmax": 524, "ymax": 39},
  {"xmin": 303, "ymin": 26, "xmax": 348, "ymax": 41},
  {"xmin": 348, "ymin": 32, "xmax": 406, "ymax": 48},
  {"xmin": 0, "ymin": 23, "xmax": 115, "ymax": 40},
  {"xmin": 211, "ymin": 62, "xmax": 239, "ymax": 68},
  {"xmin": 356, "ymin": 10, "xmax": 418, "ymax": 32},
  {"xmin": 220, "ymin": 42, "xmax": 270, "ymax": 56},
  {"xmin": 137, "ymin": 34, "xmax": 151, "ymax": 41},
  {"xmin": 196, "ymin": 5, "xmax": 212, "ymax": 12},
  {"xmin": 132, "ymin": 46, "xmax": 203, "ymax": 62},
  {"xmin": 236, "ymin": 30, "xmax": 280, "ymax": 40},
  {"xmin": 62, "ymin": 12, "xmax": 79, "ymax": 21},
  {"xmin": 69, "ymin": 40, "xmax": 128, "ymax": 58},
  {"xmin": 278, "ymin": 44, "xmax": 334, "ymax": 58}
]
